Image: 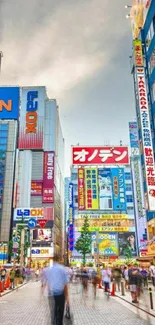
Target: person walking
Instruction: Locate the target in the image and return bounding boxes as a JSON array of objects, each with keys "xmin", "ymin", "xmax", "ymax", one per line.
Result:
[
  {"xmin": 128, "ymin": 264, "xmax": 139, "ymax": 303},
  {"xmin": 101, "ymin": 266, "xmax": 111, "ymax": 293},
  {"xmin": 112, "ymin": 266, "xmax": 122, "ymax": 291},
  {"xmin": 149, "ymin": 263, "xmax": 155, "ymax": 289},
  {"xmin": 123, "ymin": 266, "xmax": 129, "ymax": 290},
  {"xmin": 0, "ymin": 265, "xmax": 7, "ymax": 282},
  {"xmin": 140, "ymin": 266, "xmax": 148, "ymax": 288},
  {"xmin": 14, "ymin": 266, "xmax": 21, "ymax": 290},
  {"xmin": 10, "ymin": 266, "xmax": 15, "ymax": 290},
  {"xmin": 43, "ymin": 255, "xmax": 69, "ymax": 325}
]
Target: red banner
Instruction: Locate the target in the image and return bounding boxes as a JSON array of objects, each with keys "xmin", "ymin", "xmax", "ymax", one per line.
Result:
[
  {"xmin": 31, "ymin": 181, "xmax": 42, "ymax": 196},
  {"xmin": 72, "ymin": 146, "xmax": 129, "ymax": 165},
  {"xmin": 78, "ymin": 168, "xmax": 85, "ymax": 210},
  {"xmin": 43, "ymin": 152, "xmax": 55, "ymax": 203}
]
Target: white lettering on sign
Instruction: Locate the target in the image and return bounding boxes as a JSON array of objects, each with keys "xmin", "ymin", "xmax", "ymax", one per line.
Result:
[
  {"xmin": 137, "ymin": 68, "xmax": 155, "ymax": 211},
  {"xmin": 47, "ymin": 153, "xmax": 54, "ymax": 180}
]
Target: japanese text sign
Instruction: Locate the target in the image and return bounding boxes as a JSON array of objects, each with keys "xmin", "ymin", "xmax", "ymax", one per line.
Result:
[
  {"xmin": 43, "ymin": 152, "xmax": 55, "ymax": 204},
  {"xmin": 72, "ymin": 146, "xmax": 129, "ymax": 165},
  {"xmin": 68, "ymin": 183, "xmax": 74, "ymax": 251},
  {"xmin": 85, "ymin": 168, "xmax": 99, "ymax": 210},
  {"xmin": 78, "ymin": 168, "xmax": 85, "ymax": 210},
  {"xmin": 133, "ymin": 40, "xmax": 143, "ymax": 67},
  {"xmin": 129, "ymin": 122, "xmax": 139, "ymax": 149},
  {"xmin": 111, "ymin": 168, "xmax": 126, "ymax": 211},
  {"xmin": 31, "ymin": 181, "xmax": 42, "ymax": 196},
  {"xmin": 136, "ymin": 68, "xmax": 155, "ymax": 211}
]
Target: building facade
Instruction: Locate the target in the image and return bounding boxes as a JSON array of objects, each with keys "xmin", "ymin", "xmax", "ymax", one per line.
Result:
[
  {"xmin": 68, "ymin": 145, "xmax": 137, "ymax": 263},
  {"xmin": 129, "ymin": 1, "xmax": 155, "ymax": 249}
]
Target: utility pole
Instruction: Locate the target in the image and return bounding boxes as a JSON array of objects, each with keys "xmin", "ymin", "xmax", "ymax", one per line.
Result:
[{"xmin": 0, "ymin": 52, "xmax": 3, "ymax": 72}]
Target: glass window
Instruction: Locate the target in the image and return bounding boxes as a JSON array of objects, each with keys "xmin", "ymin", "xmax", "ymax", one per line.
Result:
[
  {"xmin": 149, "ymin": 50, "xmax": 155, "ymax": 75},
  {"xmin": 0, "ymin": 130, "xmax": 8, "ymax": 137},
  {"xmin": 126, "ymin": 195, "xmax": 133, "ymax": 203},
  {"xmin": 125, "ymin": 173, "xmax": 131, "ymax": 180},
  {"xmin": 0, "ymin": 124, "xmax": 8, "ymax": 131},
  {"xmin": 146, "ymin": 22, "xmax": 154, "ymax": 50},
  {"xmin": 125, "ymin": 185, "xmax": 132, "ymax": 191},
  {"xmin": 0, "ymin": 144, "xmax": 6, "ymax": 151},
  {"xmin": 152, "ymin": 82, "xmax": 155, "ymax": 102},
  {"xmin": 71, "ymin": 173, "xmax": 77, "ymax": 181},
  {"xmin": 0, "ymin": 138, "xmax": 7, "ymax": 145}
]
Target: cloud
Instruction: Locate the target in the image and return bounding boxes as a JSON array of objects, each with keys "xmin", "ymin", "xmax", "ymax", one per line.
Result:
[{"xmin": 0, "ymin": 0, "xmax": 131, "ymax": 97}]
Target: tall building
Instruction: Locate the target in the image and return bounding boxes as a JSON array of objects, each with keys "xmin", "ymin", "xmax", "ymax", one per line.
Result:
[
  {"xmin": 0, "ymin": 87, "xmax": 20, "ymax": 264},
  {"xmin": 68, "ymin": 145, "xmax": 137, "ymax": 263},
  {"xmin": 129, "ymin": 0, "xmax": 155, "ymax": 256}
]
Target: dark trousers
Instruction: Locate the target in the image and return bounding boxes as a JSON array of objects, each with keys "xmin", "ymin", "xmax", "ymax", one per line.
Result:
[{"xmin": 48, "ymin": 294, "xmax": 65, "ymax": 325}]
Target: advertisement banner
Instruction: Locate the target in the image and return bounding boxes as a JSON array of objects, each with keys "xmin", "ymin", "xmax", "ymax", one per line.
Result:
[
  {"xmin": 91, "ymin": 233, "xmax": 118, "ymax": 256},
  {"xmin": 32, "ymin": 229, "xmax": 52, "ymax": 242},
  {"xmin": 28, "ymin": 246, "xmax": 53, "ymax": 258},
  {"xmin": 14, "ymin": 207, "xmax": 54, "ymax": 221},
  {"xmin": 130, "ymin": 1, "xmax": 144, "ymax": 40},
  {"xmin": 43, "ymin": 152, "xmax": 55, "ymax": 204},
  {"xmin": 31, "ymin": 181, "xmax": 42, "ymax": 196},
  {"xmin": 78, "ymin": 168, "xmax": 85, "ymax": 210},
  {"xmin": 68, "ymin": 183, "xmax": 74, "ymax": 251},
  {"xmin": 72, "ymin": 146, "xmax": 129, "ymax": 165},
  {"xmin": 18, "ymin": 87, "xmax": 46, "ymax": 149},
  {"xmin": 133, "ymin": 40, "xmax": 144, "ymax": 67},
  {"xmin": 136, "ymin": 67, "xmax": 155, "ymax": 211},
  {"xmin": 118, "ymin": 232, "xmax": 137, "ymax": 256},
  {"xmin": 75, "ymin": 219, "xmax": 135, "ymax": 228},
  {"xmin": 98, "ymin": 169, "xmax": 113, "ymax": 210},
  {"xmin": 118, "ymin": 168, "xmax": 126, "ymax": 210},
  {"xmin": 129, "ymin": 122, "xmax": 139, "ymax": 149},
  {"xmin": 0, "ymin": 87, "xmax": 19, "ymax": 120},
  {"xmin": 0, "ymin": 244, "xmax": 8, "ymax": 264},
  {"xmin": 76, "ymin": 214, "xmax": 129, "ymax": 220},
  {"xmin": 78, "ymin": 226, "xmax": 135, "ymax": 232},
  {"xmin": 85, "ymin": 168, "xmax": 99, "ymax": 210}
]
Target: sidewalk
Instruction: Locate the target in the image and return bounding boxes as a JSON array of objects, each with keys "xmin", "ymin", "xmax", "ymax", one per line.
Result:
[
  {"xmin": 116, "ymin": 287, "xmax": 155, "ymax": 316},
  {"xmin": 0, "ymin": 282, "xmax": 27, "ymax": 297}
]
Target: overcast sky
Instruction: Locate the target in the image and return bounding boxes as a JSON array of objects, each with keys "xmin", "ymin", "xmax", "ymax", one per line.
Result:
[{"xmin": 0, "ymin": 0, "xmax": 135, "ymax": 176}]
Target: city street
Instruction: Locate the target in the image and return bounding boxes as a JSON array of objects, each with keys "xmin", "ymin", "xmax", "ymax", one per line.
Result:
[{"xmin": 1, "ymin": 282, "xmax": 155, "ymax": 325}]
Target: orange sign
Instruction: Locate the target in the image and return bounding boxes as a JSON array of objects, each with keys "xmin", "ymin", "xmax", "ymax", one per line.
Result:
[
  {"xmin": 133, "ymin": 40, "xmax": 143, "ymax": 67},
  {"xmin": 147, "ymin": 243, "xmax": 155, "ymax": 256},
  {"xmin": 0, "ymin": 100, "xmax": 12, "ymax": 111}
]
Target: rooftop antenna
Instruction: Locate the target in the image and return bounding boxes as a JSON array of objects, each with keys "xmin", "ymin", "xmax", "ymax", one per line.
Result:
[{"xmin": 120, "ymin": 140, "xmax": 123, "ymax": 146}]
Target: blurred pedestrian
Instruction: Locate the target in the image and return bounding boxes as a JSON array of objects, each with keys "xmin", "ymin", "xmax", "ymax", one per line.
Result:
[
  {"xmin": 10, "ymin": 266, "xmax": 15, "ymax": 290},
  {"xmin": 91, "ymin": 268, "xmax": 99, "ymax": 298},
  {"xmin": 112, "ymin": 266, "xmax": 122, "ymax": 291},
  {"xmin": 15, "ymin": 266, "xmax": 21, "ymax": 290},
  {"xmin": 35, "ymin": 268, "xmax": 40, "ymax": 281},
  {"xmin": 140, "ymin": 266, "xmax": 148, "ymax": 288},
  {"xmin": 149, "ymin": 263, "xmax": 155, "ymax": 289},
  {"xmin": 81, "ymin": 267, "xmax": 89, "ymax": 296},
  {"xmin": 102, "ymin": 266, "xmax": 111, "ymax": 293},
  {"xmin": 128, "ymin": 264, "xmax": 138, "ymax": 303},
  {"xmin": 0, "ymin": 265, "xmax": 7, "ymax": 281},
  {"xmin": 43, "ymin": 255, "xmax": 69, "ymax": 325},
  {"xmin": 123, "ymin": 266, "xmax": 129, "ymax": 290}
]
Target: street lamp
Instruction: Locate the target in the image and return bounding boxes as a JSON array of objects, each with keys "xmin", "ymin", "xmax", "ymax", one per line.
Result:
[{"xmin": 125, "ymin": 5, "xmax": 132, "ymax": 8}]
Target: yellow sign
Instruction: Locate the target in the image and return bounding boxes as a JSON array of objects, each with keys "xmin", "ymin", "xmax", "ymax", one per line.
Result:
[
  {"xmin": 75, "ymin": 219, "xmax": 134, "ymax": 228},
  {"xmin": 147, "ymin": 243, "xmax": 155, "ymax": 256},
  {"xmin": 77, "ymin": 214, "xmax": 128, "ymax": 220},
  {"xmin": 133, "ymin": 40, "xmax": 143, "ymax": 67},
  {"xmin": 85, "ymin": 168, "xmax": 99, "ymax": 210},
  {"xmin": 130, "ymin": 1, "xmax": 144, "ymax": 40},
  {"xmin": 78, "ymin": 226, "xmax": 131, "ymax": 232}
]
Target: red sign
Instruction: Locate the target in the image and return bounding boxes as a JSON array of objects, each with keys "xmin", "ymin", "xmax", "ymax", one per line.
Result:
[
  {"xmin": 72, "ymin": 147, "xmax": 129, "ymax": 165},
  {"xmin": 43, "ymin": 152, "xmax": 55, "ymax": 203},
  {"xmin": 31, "ymin": 181, "xmax": 42, "ymax": 196},
  {"xmin": 78, "ymin": 168, "xmax": 85, "ymax": 210},
  {"xmin": 38, "ymin": 219, "xmax": 48, "ymax": 228}
]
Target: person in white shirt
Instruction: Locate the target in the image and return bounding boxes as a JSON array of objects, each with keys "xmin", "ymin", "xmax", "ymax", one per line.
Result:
[
  {"xmin": 101, "ymin": 267, "xmax": 111, "ymax": 292},
  {"xmin": 149, "ymin": 263, "xmax": 155, "ymax": 288}
]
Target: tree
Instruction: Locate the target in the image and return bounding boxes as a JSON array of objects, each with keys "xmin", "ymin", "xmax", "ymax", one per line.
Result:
[
  {"xmin": 123, "ymin": 244, "xmax": 133, "ymax": 262},
  {"xmin": 75, "ymin": 216, "xmax": 92, "ymax": 266}
]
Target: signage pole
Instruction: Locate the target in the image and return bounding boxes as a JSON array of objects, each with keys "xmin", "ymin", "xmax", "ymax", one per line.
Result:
[
  {"xmin": 29, "ymin": 229, "xmax": 33, "ymax": 267},
  {"xmin": 20, "ymin": 228, "xmax": 25, "ymax": 268},
  {"xmin": 96, "ymin": 231, "xmax": 99, "ymax": 264}
]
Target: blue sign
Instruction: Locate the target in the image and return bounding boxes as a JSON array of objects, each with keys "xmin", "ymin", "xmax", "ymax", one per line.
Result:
[
  {"xmin": 129, "ymin": 122, "xmax": 139, "ymax": 148},
  {"xmin": 98, "ymin": 168, "xmax": 113, "ymax": 210},
  {"xmin": 13, "ymin": 237, "xmax": 18, "ymax": 243},
  {"xmin": 0, "ymin": 87, "xmax": 20, "ymax": 119},
  {"xmin": 111, "ymin": 168, "xmax": 126, "ymax": 211},
  {"xmin": 28, "ymin": 218, "xmax": 37, "ymax": 229}
]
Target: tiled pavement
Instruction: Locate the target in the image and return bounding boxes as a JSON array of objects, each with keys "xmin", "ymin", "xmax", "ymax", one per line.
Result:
[{"xmin": 0, "ymin": 282, "xmax": 155, "ymax": 325}]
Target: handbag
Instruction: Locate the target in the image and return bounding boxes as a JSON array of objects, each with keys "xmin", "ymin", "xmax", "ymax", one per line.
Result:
[{"xmin": 64, "ymin": 305, "xmax": 73, "ymax": 325}]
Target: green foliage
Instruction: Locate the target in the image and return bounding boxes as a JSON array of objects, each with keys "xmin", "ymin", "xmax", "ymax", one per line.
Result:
[
  {"xmin": 86, "ymin": 262, "xmax": 94, "ymax": 267},
  {"xmin": 75, "ymin": 216, "xmax": 92, "ymax": 266}
]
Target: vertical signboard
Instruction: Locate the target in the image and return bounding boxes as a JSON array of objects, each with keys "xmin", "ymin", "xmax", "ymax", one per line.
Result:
[
  {"xmin": 98, "ymin": 169, "xmax": 113, "ymax": 210},
  {"xmin": 31, "ymin": 181, "xmax": 43, "ymax": 196},
  {"xmin": 136, "ymin": 67, "xmax": 155, "ymax": 211},
  {"xmin": 0, "ymin": 87, "xmax": 20, "ymax": 119},
  {"xmin": 68, "ymin": 183, "xmax": 74, "ymax": 251},
  {"xmin": 18, "ymin": 87, "xmax": 46, "ymax": 149},
  {"xmin": 118, "ymin": 168, "xmax": 126, "ymax": 211},
  {"xmin": 133, "ymin": 40, "xmax": 144, "ymax": 67},
  {"xmin": 130, "ymin": 1, "xmax": 144, "ymax": 40},
  {"xmin": 129, "ymin": 122, "xmax": 139, "ymax": 149},
  {"xmin": 78, "ymin": 168, "xmax": 85, "ymax": 210},
  {"xmin": 85, "ymin": 168, "xmax": 99, "ymax": 210},
  {"xmin": 42, "ymin": 152, "xmax": 55, "ymax": 204}
]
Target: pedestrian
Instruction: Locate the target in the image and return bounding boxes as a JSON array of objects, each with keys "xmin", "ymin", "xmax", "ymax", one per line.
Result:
[
  {"xmin": 140, "ymin": 266, "xmax": 148, "ymax": 288},
  {"xmin": 101, "ymin": 266, "xmax": 111, "ymax": 293},
  {"xmin": 123, "ymin": 266, "xmax": 129, "ymax": 290},
  {"xmin": 128, "ymin": 264, "xmax": 138, "ymax": 303},
  {"xmin": 0, "ymin": 265, "xmax": 7, "ymax": 282},
  {"xmin": 149, "ymin": 262, "xmax": 155, "ymax": 289},
  {"xmin": 112, "ymin": 266, "xmax": 122, "ymax": 291},
  {"xmin": 91, "ymin": 268, "xmax": 99, "ymax": 298},
  {"xmin": 43, "ymin": 255, "xmax": 69, "ymax": 325},
  {"xmin": 35, "ymin": 267, "xmax": 40, "ymax": 281},
  {"xmin": 15, "ymin": 266, "xmax": 21, "ymax": 290},
  {"xmin": 81, "ymin": 267, "xmax": 89, "ymax": 296},
  {"xmin": 9, "ymin": 266, "xmax": 15, "ymax": 290}
]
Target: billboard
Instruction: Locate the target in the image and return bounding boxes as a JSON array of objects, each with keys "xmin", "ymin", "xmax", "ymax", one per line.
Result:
[
  {"xmin": 136, "ymin": 67, "xmax": 155, "ymax": 211},
  {"xmin": 92, "ymin": 233, "xmax": 118, "ymax": 256},
  {"xmin": 118, "ymin": 232, "xmax": 137, "ymax": 256},
  {"xmin": 42, "ymin": 152, "xmax": 55, "ymax": 204},
  {"xmin": 98, "ymin": 169, "xmax": 113, "ymax": 210},
  {"xmin": 111, "ymin": 168, "xmax": 126, "ymax": 210},
  {"xmin": 129, "ymin": 122, "xmax": 139, "ymax": 149},
  {"xmin": 133, "ymin": 40, "xmax": 143, "ymax": 67},
  {"xmin": 32, "ymin": 229, "xmax": 52, "ymax": 242},
  {"xmin": 0, "ymin": 87, "xmax": 19, "ymax": 119},
  {"xmin": 130, "ymin": 1, "xmax": 144, "ymax": 40},
  {"xmin": 14, "ymin": 207, "xmax": 54, "ymax": 221},
  {"xmin": 76, "ymin": 214, "xmax": 129, "ymax": 220},
  {"xmin": 78, "ymin": 168, "xmax": 85, "ymax": 210},
  {"xmin": 31, "ymin": 181, "xmax": 42, "ymax": 196},
  {"xmin": 28, "ymin": 246, "xmax": 53, "ymax": 258},
  {"xmin": 68, "ymin": 183, "xmax": 74, "ymax": 251},
  {"xmin": 72, "ymin": 146, "xmax": 129, "ymax": 165},
  {"xmin": 85, "ymin": 168, "xmax": 99, "ymax": 210},
  {"xmin": 18, "ymin": 87, "xmax": 46, "ymax": 149}
]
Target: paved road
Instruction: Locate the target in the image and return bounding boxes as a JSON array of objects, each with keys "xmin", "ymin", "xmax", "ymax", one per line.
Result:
[{"xmin": 0, "ymin": 282, "xmax": 155, "ymax": 325}]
